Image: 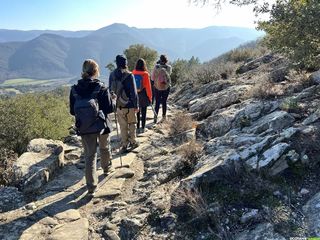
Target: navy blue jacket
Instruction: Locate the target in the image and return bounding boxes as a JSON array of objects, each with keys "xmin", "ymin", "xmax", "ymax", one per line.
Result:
[
  {"xmin": 69, "ymin": 78, "xmax": 114, "ymax": 116},
  {"xmin": 109, "ymin": 68, "xmax": 138, "ymax": 109}
]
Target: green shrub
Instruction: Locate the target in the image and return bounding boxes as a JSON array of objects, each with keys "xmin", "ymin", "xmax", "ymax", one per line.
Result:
[
  {"xmin": 171, "ymin": 57, "xmax": 200, "ymax": 86},
  {"xmin": 280, "ymin": 98, "xmax": 299, "ymax": 113},
  {"xmin": 191, "ymin": 64, "xmax": 221, "ymax": 84},
  {"xmin": 0, "ymin": 90, "xmax": 72, "ymax": 154},
  {"xmin": 258, "ymin": 0, "xmax": 320, "ymax": 70}
]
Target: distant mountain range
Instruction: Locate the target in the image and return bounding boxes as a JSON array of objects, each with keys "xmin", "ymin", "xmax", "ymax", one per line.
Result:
[{"xmin": 0, "ymin": 23, "xmax": 263, "ymax": 82}]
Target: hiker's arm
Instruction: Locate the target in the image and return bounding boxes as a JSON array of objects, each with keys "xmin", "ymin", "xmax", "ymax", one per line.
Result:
[
  {"xmin": 99, "ymin": 88, "xmax": 114, "ymax": 115},
  {"xmin": 109, "ymin": 72, "xmax": 115, "ymax": 93},
  {"xmin": 69, "ymin": 90, "xmax": 75, "ymax": 116}
]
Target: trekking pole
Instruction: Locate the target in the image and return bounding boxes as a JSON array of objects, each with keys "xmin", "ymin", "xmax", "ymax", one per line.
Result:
[
  {"xmin": 150, "ymin": 103, "xmax": 157, "ymax": 119},
  {"xmin": 114, "ymin": 110, "xmax": 123, "ymax": 168}
]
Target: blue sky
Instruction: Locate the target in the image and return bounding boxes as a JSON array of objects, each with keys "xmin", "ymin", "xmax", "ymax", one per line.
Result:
[{"xmin": 1, "ymin": 0, "xmax": 258, "ymax": 30}]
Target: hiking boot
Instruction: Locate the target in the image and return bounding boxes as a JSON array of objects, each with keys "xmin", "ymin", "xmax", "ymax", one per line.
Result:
[
  {"xmin": 140, "ymin": 128, "xmax": 146, "ymax": 133},
  {"xmin": 103, "ymin": 162, "xmax": 114, "ymax": 176},
  {"xmin": 103, "ymin": 166, "xmax": 115, "ymax": 176},
  {"xmin": 119, "ymin": 146, "xmax": 128, "ymax": 154},
  {"xmin": 128, "ymin": 142, "xmax": 139, "ymax": 151},
  {"xmin": 87, "ymin": 186, "xmax": 97, "ymax": 197}
]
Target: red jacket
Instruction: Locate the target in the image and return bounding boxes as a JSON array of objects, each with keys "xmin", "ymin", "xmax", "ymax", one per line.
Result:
[{"xmin": 132, "ymin": 70, "xmax": 152, "ymax": 103}]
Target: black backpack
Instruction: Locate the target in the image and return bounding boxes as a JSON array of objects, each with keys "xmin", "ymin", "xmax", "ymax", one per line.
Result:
[{"xmin": 71, "ymin": 83, "xmax": 106, "ymax": 135}]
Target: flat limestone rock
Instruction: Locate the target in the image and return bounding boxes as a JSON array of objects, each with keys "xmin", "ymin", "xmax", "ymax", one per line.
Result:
[
  {"xmin": 94, "ymin": 189, "xmax": 121, "ymax": 199},
  {"xmin": 111, "ymin": 168, "xmax": 135, "ymax": 179},
  {"xmin": 55, "ymin": 209, "xmax": 81, "ymax": 222},
  {"xmin": 235, "ymin": 223, "xmax": 285, "ymax": 240},
  {"xmin": 303, "ymin": 192, "xmax": 320, "ymax": 236},
  {"xmin": 95, "ymin": 178, "xmax": 126, "ymax": 199},
  {"xmin": 112, "ymin": 152, "xmax": 136, "ymax": 168},
  {"xmin": 103, "ymin": 230, "xmax": 121, "ymax": 240},
  {"xmin": 48, "ymin": 218, "xmax": 89, "ymax": 240}
]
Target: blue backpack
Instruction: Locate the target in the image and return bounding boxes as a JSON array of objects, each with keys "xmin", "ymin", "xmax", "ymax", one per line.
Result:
[
  {"xmin": 134, "ymin": 74, "xmax": 143, "ymax": 92},
  {"xmin": 71, "ymin": 84, "xmax": 106, "ymax": 135}
]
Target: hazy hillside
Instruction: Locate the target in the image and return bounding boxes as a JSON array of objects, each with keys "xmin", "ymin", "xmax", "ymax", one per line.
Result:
[
  {"xmin": 0, "ymin": 29, "xmax": 92, "ymax": 43},
  {"xmin": 0, "ymin": 23, "xmax": 263, "ymax": 81}
]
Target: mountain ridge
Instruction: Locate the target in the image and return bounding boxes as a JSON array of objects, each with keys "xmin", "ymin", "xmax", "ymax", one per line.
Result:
[{"xmin": 0, "ymin": 23, "xmax": 263, "ymax": 81}]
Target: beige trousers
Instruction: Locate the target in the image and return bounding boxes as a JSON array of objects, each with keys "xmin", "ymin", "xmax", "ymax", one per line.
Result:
[
  {"xmin": 81, "ymin": 133, "xmax": 111, "ymax": 191},
  {"xmin": 117, "ymin": 108, "xmax": 137, "ymax": 148}
]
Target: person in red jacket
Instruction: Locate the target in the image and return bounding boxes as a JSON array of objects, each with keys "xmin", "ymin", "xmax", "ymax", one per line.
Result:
[{"xmin": 132, "ymin": 58, "xmax": 152, "ymax": 133}]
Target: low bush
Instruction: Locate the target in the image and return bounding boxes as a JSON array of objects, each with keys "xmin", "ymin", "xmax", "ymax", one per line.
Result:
[
  {"xmin": 191, "ymin": 64, "xmax": 221, "ymax": 84},
  {"xmin": 171, "ymin": 57, "xmax": 200, "ymax": 86},
  {"xmin": 0, "ymin": 90, "xmax": 72, "ymax": 154},
  {"xmin": 221, "ymin": 41, "xmax": 268, "ymax": 63},
  {"xmin": 280, "ymin": 98, "xmax": 299, "ymax": 113}
]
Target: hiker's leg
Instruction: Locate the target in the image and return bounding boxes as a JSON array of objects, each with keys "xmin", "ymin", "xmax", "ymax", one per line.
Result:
[
  {"xmin": 81, "ymin": 133, "xmax": 98, "ymax": 192},
  {"xmin": 127, "ymin": 108, "xmax": 137, "ymax": 144},
  {"xmin": 136, "ymin": 110, "xmax": 141, "ymax": 129},
  {"xmin": 117, "ymin": 108, "xmax": 129, "ymax": 148},
  {"xmin": 98, "ymin": 133, "xmax": 111, "ymax": 172},
  {"xmin": 154, "ymin": 89, "xmax": 161, "ymax": 116},
  {"xmin": 162, "ymin": 88, "xmax": 170, "ymax": 117},
  {"xmin": 141, "ymin": 106, "xmax": 147, "ymax": 129}
]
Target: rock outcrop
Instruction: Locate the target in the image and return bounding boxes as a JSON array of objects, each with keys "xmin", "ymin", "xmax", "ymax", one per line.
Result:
[{"xmin": 13, "ymin": 139, "xmax": 65, "ymax": 193}]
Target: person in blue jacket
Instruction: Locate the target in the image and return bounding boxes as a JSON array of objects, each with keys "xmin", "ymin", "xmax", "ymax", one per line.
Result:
[{"xmin": 109, "ymin": 55, "xmax": 139, "ymax": 153}]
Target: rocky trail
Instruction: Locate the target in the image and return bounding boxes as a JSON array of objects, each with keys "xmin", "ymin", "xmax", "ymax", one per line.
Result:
[
  {"xmin": 0, "ymin": 107, "xmax": 182, "ymax": 240},
  {"xmin": 3, "ymin": 55, "xmax": 320, "ymax": 239}
]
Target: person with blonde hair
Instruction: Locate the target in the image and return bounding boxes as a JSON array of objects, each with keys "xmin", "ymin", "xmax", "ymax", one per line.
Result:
[{"xmin": 70, "ymin": 59, "xmax": 114, "ymax": 196}]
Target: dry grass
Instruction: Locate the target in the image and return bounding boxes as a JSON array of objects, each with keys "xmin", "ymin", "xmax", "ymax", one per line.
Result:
[
  {"xmin": 248, "ymin": 76, "xmax": 285, "ymax": 100},
  {"xmin": 287, "ymin": 70, "xmax": 314, "ymax": 88},
  {"xmin": 177, "ymin": 140, "xmax": 203, "ymax": 176},
  {"xmin": 179, "ymin": 140, "xmax": 202, "ymax": 162},
  {"xmin": 168, "ymin": 112, "xmax": 194, "ymax": 136},
  {"xmin": 172, "ymin": 186, "xmax": 208, "ymax": 218},
  {"xmin": 225, "ymin": 47, "xmax": 267, "ymax": 63}
]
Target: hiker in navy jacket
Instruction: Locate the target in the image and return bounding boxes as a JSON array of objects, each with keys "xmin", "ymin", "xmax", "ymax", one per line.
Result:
[{"xmin": 109, "ymin": 55, "xmax": 139, "ymax": 153}]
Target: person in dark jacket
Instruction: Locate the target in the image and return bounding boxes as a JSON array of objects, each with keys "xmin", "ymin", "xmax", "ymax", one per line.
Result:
[
  {"xmin": 109, "ymin": 55, "xmax": 139, "ymax": 153},
  {"xmin": 70, "ymin": 59, "xmax": 114, "ymax": 196}
]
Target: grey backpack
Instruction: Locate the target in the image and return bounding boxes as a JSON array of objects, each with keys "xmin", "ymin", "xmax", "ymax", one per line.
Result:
[
  {"xmin": 110, "ymin": 71, "xmax": 130, "ymax": 108},
  {"xmin": 71, "ymin": 84, "xmax": 106, "ymax": 135}
]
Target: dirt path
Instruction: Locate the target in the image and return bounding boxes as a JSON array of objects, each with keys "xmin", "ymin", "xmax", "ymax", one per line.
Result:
[{"xmin": 0, "ymin": 106, "xmax": 174, "ymax": 240}]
